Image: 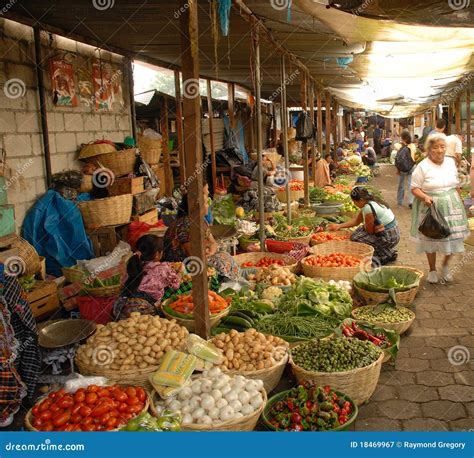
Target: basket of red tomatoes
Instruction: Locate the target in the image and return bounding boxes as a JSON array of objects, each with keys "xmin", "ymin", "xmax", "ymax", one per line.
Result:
[{"xmin": 26, "ymin": 384, "xmax": 149, "ymax": 432}]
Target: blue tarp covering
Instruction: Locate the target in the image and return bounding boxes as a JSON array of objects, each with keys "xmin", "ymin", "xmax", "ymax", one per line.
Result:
[{"xmin": 22, "ymin": 190, "xmax": 94, "ymax": 277}]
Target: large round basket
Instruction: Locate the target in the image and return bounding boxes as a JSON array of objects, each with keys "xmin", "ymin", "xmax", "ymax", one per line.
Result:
[
  {"xmin": 353, "ymin": 267, "xmax": 424, "ymax": 307},
  {"xmin": 301, "ymin": 257, "xmax": 362, "ymax": 282},
  {"xmin": 62, "ymin": 266, "xmax": 85, "ymax": 283},
  {"xmin": 25, "ymin": 389, "xmax": 150, "ymax": 431},
  {"xmin": 80, "ymin": 174, "xmax": 93, "ymax": 193},
  {"xmin": 233, "ymin": 252, "xmax": 298, "ymax": 273},
  {"xmin": 309, "ymin": 230, "xmax": 351, "ymax": 246},
  {"xmin": 277, "ymin": 234, "xmax": 312, "ymax": 245},
  {"xmin": 75, "ymin": 356, "xmax": 158, "ymax": 389},
  {"xmin": 180, "ymin": 389, "xmax": 267, "ymax": 431},
  {"xmin": 93, "ymin": 149, "xmax": 137, "ymax": 177},
  {"xmin": 289, "ymin": 350, "xmax": 384, "ymax": 405},
  {"xmin": 12, "ymin": 236, "xmax": 41, "ymax": 276},
  {"xmin": 137, "ymin": 135, "xmax": 162, "ymax": 165},
  {"xmin": 352, "ymin": 306, "xmax": 416, "ymax": 335},
  {"xmin": 308, "ymin": 240, "xmax": 374, "ymax": 259},
  {"xmin": 78, "ymin": 194, "xmax": 133, "ymax": 229},
  {"xmin": 79, "ymin": 142, "xmax": 116, "ymax": 159},
  {"xmin": 83, "ymin": 284, "xmax": 122, "ymax": 297},
  {"xmin": 276, "ymin": 188, "xmax": 304, "ymax": 203},
  {"xmin": 161, "ymin": 300, "xmax": 230, "ymax": 332},
  {"xmin": 262, "ymin": 389, "xmax": 358, "ymax": 431}
]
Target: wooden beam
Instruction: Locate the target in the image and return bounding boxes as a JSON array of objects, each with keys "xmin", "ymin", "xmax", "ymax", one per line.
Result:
[
  {"xmin": 301, "ymin": 72, "xmax": 309, "ymax": 207},
  {"xmin": 228, "ymin": 82, "xmax": 235, "ymax": 128},
  {"xmin": 272, "ymin": 103, "xmax": 278, "ymax": 148},
  {"xmin": 252, "ymin": 27, "xmax": 265, "ymax": 251},
  {"xmin": 309, "ymin": 80, "xmax": 316, "ymax": 185},
  {"xmin": 174, "ymin": 70, "xmax": 186, "ymax": 184},
  {"xmin": 179, "ymin": 0, "xmax": 210, "ymax": 338},
  {"xmin": 280, "ymin": 54, "xmax": 291, "ymax": 224},
  {"xmin": 325, "ymin": 92, "xmax": 331, "ymax": 157},
  {"xmin": 455, "ymin": 96, "xmax": 462, "ymax": 133},
  {"xmin": 127, "ymin": 59, "xmax": 137, "ymax": 140},
  {"xmin": 160, "ymin": 96, "xmax": 173, "ymax": 196},
  {"xmin": 332, "ymin": 99, "xmax": 338, "ymax": 161},
  {"xmin": 206, "ymin": 80, "xmax": 217, "ymax": 192},
  {"xmin": 448, "ymin": 102, "xmax": 453, "ymax": 135},
  {"xmin": 467, "ymin": 88, "xmax": 471, "ymax": 161},
  {"xmin": 317, "ymin": 88, "xmax": 323, "ymax": 160}
]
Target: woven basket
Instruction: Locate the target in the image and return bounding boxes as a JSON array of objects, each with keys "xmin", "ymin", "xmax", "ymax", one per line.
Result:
[
  {"xmin": 277, "ymin": 234, "xmax": 312, "ymax": 245},
  {"xmin": 301, "ymin": 257, "xmax": 362, "ymax": 281},
  {"xmin": 93, "ymin": 149, "xmax": 137, "ymax": 177},
  {"xmin": 79, "ymin": 142, "xmax": 116, "ymax": 160},
  {"xmin": 62, "ymin": 266, "xmax": 85, "ymax": 283},
  {"xmin": 78, "ymin": 194, "xmax": 133, "ymax": 229},
  {"xmin": 276, "ymin": 188, "xmax": 304, "ymax": 203},
  {"xmin": 289, "ymin": 350, "xmax": 384, "ymax": 405},
  {"xmin": 181, "ymin": 389, "xmax": 267, "ymax": 431},
  {"xmin": 161, "ymin": 300, "xmax": 230, "ymax": 332},
  {"xmin": 80, "ymin": 174, "xmax": 93, "ymax": 193},
  {"xmin": 308, "ymin": 240, "xmax": 374, "ymax": 259},
  {"xmin": 309, "ymin": 230, "xmax": 351, "ymax": 246},
  {"xmin": 140, "ymin": 148, "xmax": 161, "ymax": 165},
  {"xmin": 233, "ymin": 252, "xmax": 298, "ymax": 273},
  {"xmin": 75, "ymin": 357, "xmax": 158, "ymax": 389},
  {"xmin": 352, "ymin": 306, "xmax": 416, "ymax": 335},
  {"xmin": 25, "ymin": 389, "xmax": 150, "ymax": 431},
  {"xmin": 84, "ymin": 284, "xmax": 122, "ymax": 297},
  {"xmin": 12, "ymin": 237, "xmax": 41, "ymax": 276},
  {"xmin": 224, "ymin": 353, "xmax": 289, "ymax": 393},
  {"xmin": 353, "ymin": 267, "xmax": 424, "ymax": 307}
]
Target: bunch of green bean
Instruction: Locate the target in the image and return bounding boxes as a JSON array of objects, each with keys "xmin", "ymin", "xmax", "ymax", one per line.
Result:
[{"xmin": 255, "ymin": 314, "xmax": 338, "ymax": 340}]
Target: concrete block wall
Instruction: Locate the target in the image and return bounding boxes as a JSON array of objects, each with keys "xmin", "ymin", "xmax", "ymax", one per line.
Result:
[{"xmin": 0, "ymin": 19, "xmax": 132, "ymax": 227}]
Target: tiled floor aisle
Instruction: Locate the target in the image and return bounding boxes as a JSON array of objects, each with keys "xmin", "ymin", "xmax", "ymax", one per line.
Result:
[{"xmin": 354, "ymin": 165, "xmax": 474, "ymax": 431}]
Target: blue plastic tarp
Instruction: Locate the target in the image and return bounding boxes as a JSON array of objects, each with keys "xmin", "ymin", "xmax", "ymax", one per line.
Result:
[{"xmin": 22, "ymin": 190, "xmax": 94, "ymax": 277}]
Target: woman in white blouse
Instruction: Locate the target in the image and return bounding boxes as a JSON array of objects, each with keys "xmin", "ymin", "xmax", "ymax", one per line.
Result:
[{"xmin": 410, "ymin": 133, "xmax": 469, "ymax": 284}]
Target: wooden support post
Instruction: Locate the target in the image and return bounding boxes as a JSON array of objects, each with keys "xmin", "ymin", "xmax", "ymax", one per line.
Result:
[
  {"xmin": 309, "ymin": 80, "xmax": 316, "ymax": 185},
  {"xmin": 448, "ymin": 102, "xmax": 453, "ymax": 135},
  {"xmin": 317, "ymin": 88, "xmax": 323, "ymax": 160},
  {"xmin": 206, "ymin": 79, "xmax": 217, "ymax": 191},
  {"xmin": 455, "ymin": 96, "xmax": 462, "ymax": 133},
  {"xmin": 127, "ymin": 58, "xmax": 137, "ymax": 140},
  {"xmin": 467, "ymin": 88, "xmax": 471, "ymax": 160},
  {"xmin": 301, "ymin": 72, "xmax": 309, "ymax": 206},
  {"xmin": 280, "ymin": 55, "xmax": 291, "ymax": 224},
  {"xmin": 228, "ymin": 82, "xmax": 235, "ymax": 128},
  {"xmin": 325, "ymin": 91, "xmax": 331, "ymax": 158},
  {"xmin": 160, "ymin": 96, "xmax": 173, "ymax": 195},
  {"xmin": 179, "ymin": 0, "xmax": 210, "ymax": 338},
  {"xmin": 431, "ymin": 106, "xmax": 437, "ymax": 127},
  {"xmin": 252, "ymin": 27, "xmax": 265, "ymax": 251},
  {"xmin": 272, "ymin": 103, "xmax": 278, "ymax": 148},
  {"xmin": 248, "ymin": 103, "xmax": 255, "ymax": 155},
  {"xmin": 174, "ymin": 70, "xmax": 186, "ymax": 184},
  {"xmin": 332, "ymin": 100, "xmax": 338, "ymax": 161}
]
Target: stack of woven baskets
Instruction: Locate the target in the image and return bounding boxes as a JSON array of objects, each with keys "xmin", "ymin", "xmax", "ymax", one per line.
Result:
[
  {"xmin": 137, "ymin": 134, "xmax": 162, "ymax": 167},
  {"xmin": 78, "ymin": 141, "xmax": 135, "ymax": 229}
]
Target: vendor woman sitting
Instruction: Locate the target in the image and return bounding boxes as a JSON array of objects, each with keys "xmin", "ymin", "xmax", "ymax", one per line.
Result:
[
  {"xmin": 327, "ymin": 186, "xmax": 400, "ymax": 265},
  {"xmin": 163, "ymin": 182, "xmax": 240, "ymax": 280},
  {"xmin": 112, "ymin": 234, "xmax": 181, "ymax": 320}
]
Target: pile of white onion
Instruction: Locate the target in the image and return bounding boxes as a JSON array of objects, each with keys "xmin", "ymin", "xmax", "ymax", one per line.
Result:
[{"xmin": 164, "ymin": 367, "xmax": 265, "ymax": 424}]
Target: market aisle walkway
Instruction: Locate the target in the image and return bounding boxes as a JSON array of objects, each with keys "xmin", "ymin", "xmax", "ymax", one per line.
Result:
[{"xmin": 354, "ymin": 165, "xmax": 474, "ymax": 432}]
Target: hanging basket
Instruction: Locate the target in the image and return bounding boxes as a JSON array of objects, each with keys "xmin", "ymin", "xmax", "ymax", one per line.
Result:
[
  {"xmin": 78, "ymin": 194, "xmax": 133, "ymax": 229},
  {"xmin": 12, "ymin": 236, "xmax": 41, "ymax": 276}
]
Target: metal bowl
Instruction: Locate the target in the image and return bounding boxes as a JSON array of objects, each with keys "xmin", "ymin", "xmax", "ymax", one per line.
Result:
[
  {"xmin": 38, "ymin": 319, "xmax": 96, "ymax": 349},
  {"xmin": 210, "ymin": 224, "xmax": 237, "ymax": 240},
  {"xmin": 313, "ymin": 202, "xmax": 344, "ymax": 215}
]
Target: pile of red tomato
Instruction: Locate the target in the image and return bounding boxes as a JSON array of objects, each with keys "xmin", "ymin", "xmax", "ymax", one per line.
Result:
[
  {"xmin": 311, "ymin": 232, "xmax": 349, "ymax": 243},
  {"xmin": 303, "ymin": 253, "xmax": 361, "ymax": 268},
  {"xmin": 29, "ymin": 384, "xmax": 147, "ymax": 431},
  {"xmin": 241, "ymin": 257, "xmax": 285, "ymax": 268}
]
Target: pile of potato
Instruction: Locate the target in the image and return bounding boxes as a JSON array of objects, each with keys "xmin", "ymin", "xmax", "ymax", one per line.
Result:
[
  {"xmin": 211, "ymin": 329, "xmax": 288, "ymax": 372},
  {"xmin": 76, "ymin": 312, "xmax": 188, "ymax": 371},
  {"xmin": 247, "ymin": 265, "xmax": 296, "ymax": 286}
]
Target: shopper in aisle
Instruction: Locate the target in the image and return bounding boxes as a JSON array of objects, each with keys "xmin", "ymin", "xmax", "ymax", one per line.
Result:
[
  {"xmin": 445, "ymin": 132, "xmax": 463, "ymax": 167},
  {"xmin": 373, "ymin": 124, "xmax": 382, "ymax": 155},
  {"xmin": 314, "ymin": 154, "xmax": 332, "ymax": 187},
  {"xmin": 410, "ymin": 133, "xmax": 469, "ymax": 284},
  {"xmin": 362, "ymin": 142, "xmax": 377, "ymax": 166},
  {"xmin": 395, "ymin": 131, "xmax": 416, "ymax": 208},
  {"xmin": 327, "ymin": 186, "xmax": 400, "ymax": 264},
  {"xmin": 366, "ymin": 124, "xmax": 375, "ymax": 148}
]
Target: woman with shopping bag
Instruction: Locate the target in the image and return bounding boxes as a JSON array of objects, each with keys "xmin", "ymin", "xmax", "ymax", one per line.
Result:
[{"xmin": 410, "ymin": 133, "xmax": 469, "ymax": 284}]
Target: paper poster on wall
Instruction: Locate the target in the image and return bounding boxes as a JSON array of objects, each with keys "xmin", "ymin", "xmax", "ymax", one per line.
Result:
[
  {"xmin": 92, "ymin": 60, "xmax": 124, "ymax": 111},
  {"xmin": 50, "ymin": 58, "xmax": 78, "ymax": 106},
  {"xmin": 77, "ymin": 58, "xmax": 94, "ymax": 107}
]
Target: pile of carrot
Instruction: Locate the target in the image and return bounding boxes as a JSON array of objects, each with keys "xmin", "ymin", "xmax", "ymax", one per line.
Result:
[
  {"xmin": 303, "ymin": 253, "xmax": 361, "ymax": 268},
  {"xmin": 168, "ymin": 291, "xmax": 230, "ymax": 315}
]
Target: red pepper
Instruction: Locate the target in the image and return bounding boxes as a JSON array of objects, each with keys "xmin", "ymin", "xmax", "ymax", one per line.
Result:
[
  {"xmin": 305, "ymin": 401, "xmax": 313, "ymax": 410},
  {"xmin": 333, "ymin": 403, "xmax": 341, "ymax": 414},
  {"xmin": 339, "ymin": 415, "xmax": 348, "ymax": 425},
  {"xmin": 342, "ymin": 325, "xmax": 355, "ymax": 337},
  {"xmin": 291, "ymin": 413, "xmax": 302, "ymax": 423},
  {"xmin": 323, "ymin": 386, "xmax": 331, "ymax": 394},
  {"xmin": 291, "ymin": 423, "xmax": 304, "ymax": 431},
  {"xmin": 368, "ymin": 334, "xmax": 383, "ymax": 346},
  {"xmin": 351, "ymin": 321, "xmax": 359, "ymax": 331},
  {"xmin": 287, "ymin": 400, "xmax": 295, "ymax": 411}
]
